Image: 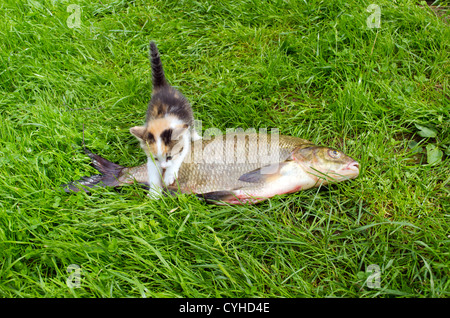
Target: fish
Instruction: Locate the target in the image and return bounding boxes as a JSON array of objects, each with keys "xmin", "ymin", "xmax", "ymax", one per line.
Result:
[{"xmin": 62, "ymin": 133, "xmax": 360, "ymax": 204}]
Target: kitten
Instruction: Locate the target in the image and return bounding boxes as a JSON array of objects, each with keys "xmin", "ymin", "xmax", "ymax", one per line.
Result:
[{"xmin": 130, "ymin": 41, "xmax": 201, "ymax": 197}]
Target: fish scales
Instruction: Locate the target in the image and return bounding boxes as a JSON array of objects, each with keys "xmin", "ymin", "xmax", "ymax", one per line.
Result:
[
  {"xmin": 121, "ymin": 133, "xmax": 312, "ymax": 193},
  {"xmin": 63, "ymin": 133, "xmax": 359, "ymax": 204}
]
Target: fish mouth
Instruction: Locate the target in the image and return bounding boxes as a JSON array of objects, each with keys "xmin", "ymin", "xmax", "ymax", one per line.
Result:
[
  {"xmin": 307, "ymin": 160, "xmax": 360, "ymax": 183},
  {"xmin": 346, "ymin": 160, "xmax": 360, "ymax": 171},
  {"xmin": 343, "ymin": 160, "xmax": 360, "ymax": 178}
]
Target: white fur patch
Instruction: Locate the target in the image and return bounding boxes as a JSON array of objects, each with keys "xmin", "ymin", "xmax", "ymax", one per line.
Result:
[
  {"xmin": 147, "ymin": 159, "xmax": 162, "ymax": 191},
  {"xmin": 156, "ymin": 137, "xmax": 162, "ymax": 157}
]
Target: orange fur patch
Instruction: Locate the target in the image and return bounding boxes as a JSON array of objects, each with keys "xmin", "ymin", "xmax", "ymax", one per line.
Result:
[
  {"xmin": 133, "ymin": 115, "xmax": 187, "ymax": 157},
  {"xmin": 146, "ymin": 118, "xmax": 171, "ymax": 155}
]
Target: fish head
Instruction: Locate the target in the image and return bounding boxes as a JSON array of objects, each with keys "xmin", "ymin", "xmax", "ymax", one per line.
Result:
[{"xmin": 292, "ymin": 146, "xmax": 359, "ymax": 185}]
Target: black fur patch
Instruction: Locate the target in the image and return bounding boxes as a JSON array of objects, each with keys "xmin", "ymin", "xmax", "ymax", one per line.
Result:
[
  {"xmin": 146, "ymin": 87, "xmax": 193, "ymax": 124},
  {"xmin": 147, "ymin": 132, "xmax": 155, "ymax": 143},
  {"xmin": 150, "ymin": 41, "xmax": 168, "ymax": 89},
  {"xmin": 160, "ymin": 129, "xmax": 173, "ymax": 145}
]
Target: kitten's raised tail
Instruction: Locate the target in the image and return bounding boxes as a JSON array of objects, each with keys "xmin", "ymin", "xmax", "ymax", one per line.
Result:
[{"xmin": 149, "ymin": 41, "xmax": 168, "ymax": 89}]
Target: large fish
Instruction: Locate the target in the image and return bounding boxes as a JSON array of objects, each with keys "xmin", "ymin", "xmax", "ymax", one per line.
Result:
[{"xmin": 62, "ymin": 133, "xmax": 359, "ymax": 204}]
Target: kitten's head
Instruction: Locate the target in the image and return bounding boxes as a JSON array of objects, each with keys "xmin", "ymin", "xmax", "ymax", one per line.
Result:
[{"xmin": 130, "ymin": 117, "xmax": 188, "ymax": 169}]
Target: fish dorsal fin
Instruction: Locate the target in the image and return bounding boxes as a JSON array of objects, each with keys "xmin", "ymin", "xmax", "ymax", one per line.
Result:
[{"xmin": 238, "ymin": 161, "xmax": 291, "ymax": 183}]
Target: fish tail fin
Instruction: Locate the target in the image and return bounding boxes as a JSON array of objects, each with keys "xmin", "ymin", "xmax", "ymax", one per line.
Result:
[
  {"xmin": 83, "ymin": 148, "xmax": 123, "ymax": 177},
  {"xmin": 61, "ymin": 148, "xmax": 125, "ymax": 193},
  {"xmin": 149, "ymin": 41, "xmax": 168, "ymax": 89}
]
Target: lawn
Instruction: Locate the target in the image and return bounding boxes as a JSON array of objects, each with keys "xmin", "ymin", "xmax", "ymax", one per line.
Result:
[{"xmin": 0, "ymin": 0, "xmax": 448, "ymax": 298}]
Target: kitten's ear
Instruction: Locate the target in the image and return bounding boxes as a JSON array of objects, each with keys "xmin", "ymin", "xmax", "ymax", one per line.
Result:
[
  {"xmin": 172, "ymin": 124, "xmax": 189, "ymax": 140},
  {"xmin": 130, "ymin": 126, "xmax": 146, "ymax": 140}
]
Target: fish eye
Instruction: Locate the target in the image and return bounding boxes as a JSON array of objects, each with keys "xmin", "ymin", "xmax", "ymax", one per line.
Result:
[{"xmin": 328, "ymin": 149, "xmax": 341, "ymax": 159}]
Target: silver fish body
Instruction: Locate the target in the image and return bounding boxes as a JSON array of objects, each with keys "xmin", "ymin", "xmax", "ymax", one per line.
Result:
[{"xmin": 63, "ymin": 133, "xmax": 359, "ymax": 204}]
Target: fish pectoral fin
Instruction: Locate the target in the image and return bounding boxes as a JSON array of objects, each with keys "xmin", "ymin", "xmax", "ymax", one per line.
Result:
[
  {"xmin": 238, "ymin": 162, "xmax": 290, "ymax": 183},
  {"xmin": 196, "ymin": 191, "xmax": 235, "ymax": 203}
]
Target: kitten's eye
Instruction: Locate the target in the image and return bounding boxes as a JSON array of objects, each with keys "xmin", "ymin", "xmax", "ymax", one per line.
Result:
[{"xmin": 166, "ymin": 156, "xmax": 172, "ymax": 161}]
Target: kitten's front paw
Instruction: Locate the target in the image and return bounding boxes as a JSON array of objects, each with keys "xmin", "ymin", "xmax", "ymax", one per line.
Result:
[
  {"xmin": 191, "ymin": 130, "xmax": 202, "ymax": 141},
  {"xmin": 163, "ymin": 171, "xmax": 177, "ymax": 186}
]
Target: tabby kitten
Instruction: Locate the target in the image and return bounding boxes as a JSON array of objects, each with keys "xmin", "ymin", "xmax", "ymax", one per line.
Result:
[{"xmin": 130, "ymin": 41, "xmax": 200, "ymax": 196}]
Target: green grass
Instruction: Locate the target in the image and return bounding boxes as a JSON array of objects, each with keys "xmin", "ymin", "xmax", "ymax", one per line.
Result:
[{"xmin": 0, "ymin": 0, "xmax": 449, "ymax": 298}]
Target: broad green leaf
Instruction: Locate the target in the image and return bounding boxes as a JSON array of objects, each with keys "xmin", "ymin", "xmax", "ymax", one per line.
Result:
[
  {"xmin": 426, "ymin": 144, "xmax": 443, "ymax": 165},
  {"xmin": 408, "ymin": 140, "xmax": 423, "ymax": 153},
  {"xmin": 415, "ymin": 124, "xmax": 437, "ymax": 138}
]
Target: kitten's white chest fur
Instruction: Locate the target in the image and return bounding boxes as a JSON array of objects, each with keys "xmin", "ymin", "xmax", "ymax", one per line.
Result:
[{"xmin": 147, "ymin": 158, "xmax": 162, "ymax": 198}]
